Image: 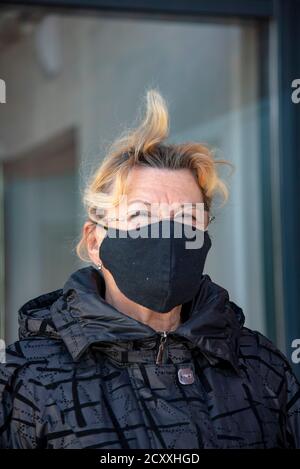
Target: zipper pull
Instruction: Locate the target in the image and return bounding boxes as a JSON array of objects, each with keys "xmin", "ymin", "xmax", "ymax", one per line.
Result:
[{"xmin": 155, "ymin": 331, "xmax": 168, "ymax": 365}]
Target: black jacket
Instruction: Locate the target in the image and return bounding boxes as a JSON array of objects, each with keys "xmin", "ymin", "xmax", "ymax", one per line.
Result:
[{"xmin": 0, "ymin": 266, "xmax": 299, "ymax": 449}]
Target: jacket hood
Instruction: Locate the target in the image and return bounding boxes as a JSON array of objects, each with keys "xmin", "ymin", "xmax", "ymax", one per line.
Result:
[{"xmin": 18, "ymin": 266, "xmax": 245, "ymax": 371}]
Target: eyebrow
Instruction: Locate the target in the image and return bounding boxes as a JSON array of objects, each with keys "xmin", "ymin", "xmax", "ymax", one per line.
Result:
[
  {"xmin": 128, "ymin": 199, "xmax": 152, "ymax": 207},
  {"xmin": 128, "ymin": 200, "xmax": 207, "ymax": 209}
]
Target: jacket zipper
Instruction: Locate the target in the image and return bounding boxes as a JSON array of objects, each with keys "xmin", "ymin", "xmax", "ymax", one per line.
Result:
[{"xmin": 155, "ymin": 331, "xmax": 168, "ymax": 365}]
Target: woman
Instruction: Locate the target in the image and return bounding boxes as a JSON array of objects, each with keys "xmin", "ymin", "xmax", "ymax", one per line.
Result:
[{"xmin": 0, "ymin": 90, "xmax": 299, "ymax": 449}]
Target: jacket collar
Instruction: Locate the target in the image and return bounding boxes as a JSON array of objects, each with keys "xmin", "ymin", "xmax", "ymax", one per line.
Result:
[{"xmin": 47, "ymin": 266, "xmax": 244, "ymax": 371}]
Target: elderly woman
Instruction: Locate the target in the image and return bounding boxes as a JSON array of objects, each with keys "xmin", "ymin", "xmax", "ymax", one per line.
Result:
[{"xmin": 0, "ymin": 90, "xmax": 299, "ymax": 449}]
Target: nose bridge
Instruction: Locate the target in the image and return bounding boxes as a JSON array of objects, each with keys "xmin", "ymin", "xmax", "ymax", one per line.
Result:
[{"xmin": 157, "ymin": 201, "xmax": 178, "ymax": 220}]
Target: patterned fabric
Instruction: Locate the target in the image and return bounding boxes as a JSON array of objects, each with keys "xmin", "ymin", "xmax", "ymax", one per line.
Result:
[{"xmin": 0, "ymin": 266, "xmax": 299, "ymax": 448}]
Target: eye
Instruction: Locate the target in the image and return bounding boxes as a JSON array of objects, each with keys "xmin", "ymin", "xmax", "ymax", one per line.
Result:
[
  {"xmin": 174, "ymin": 211, "xmax": 197, "ymax": 222},
  {"xmin": 128, "ymin": 210, "xmax": 150, "ymax": 220},
  {"xmin": 184, "ymin": 213, "xmax": 197, "ymax": 220}
]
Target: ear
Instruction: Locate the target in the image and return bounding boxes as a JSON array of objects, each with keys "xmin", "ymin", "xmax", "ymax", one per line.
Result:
[{"xmin": 83, "ymin": 221, "xmax": 104, "ymax": 265}]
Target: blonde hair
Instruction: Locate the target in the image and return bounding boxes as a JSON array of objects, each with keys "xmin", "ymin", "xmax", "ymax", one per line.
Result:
[{"xmin": 77, "ymin": 89, "xmax": 233, "ymax": 262}]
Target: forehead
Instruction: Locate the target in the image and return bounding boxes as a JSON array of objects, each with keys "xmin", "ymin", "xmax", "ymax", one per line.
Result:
[{"xmin": 125, "ymin": 166, "xmax": 203, "ymax": 204}]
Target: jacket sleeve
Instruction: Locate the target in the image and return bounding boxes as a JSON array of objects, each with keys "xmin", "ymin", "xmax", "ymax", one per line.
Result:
[
  {"xmin": 249, "ymin": 328, "xmax": 300, "ymax": 448},
  {"xmin": 284, "ymin": 366, "xmax": 300, "ymax": 448},
  {"xmin": 0, "ymin": 345, "xmax": 43, "ymax": 448}
]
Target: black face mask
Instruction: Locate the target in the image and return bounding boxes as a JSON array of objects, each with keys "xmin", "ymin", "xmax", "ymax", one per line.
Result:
[{"xmin": 99, "ymin": 219, "xmax": 212, "ymax": 313}]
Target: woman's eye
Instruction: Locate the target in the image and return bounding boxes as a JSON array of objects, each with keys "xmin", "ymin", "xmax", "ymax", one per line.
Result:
[
  {"xmin": 175, "ymin": 212, "xmax": 196, "ymax": 222},
  {"xmin": 128, "ymin": 210, "xmax": 149, "ymax": 220}
]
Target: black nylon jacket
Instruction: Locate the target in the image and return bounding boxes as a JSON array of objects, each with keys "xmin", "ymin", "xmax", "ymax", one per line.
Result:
[{"xmin": 0, "ymin": 266, "xmax": 299, "ymax": 449}]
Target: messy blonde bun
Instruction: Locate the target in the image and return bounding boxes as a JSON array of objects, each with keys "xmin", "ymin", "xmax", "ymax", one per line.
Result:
[{"xmin": 77, "ymin": 89, "xmax": 233, "ymax": 261}]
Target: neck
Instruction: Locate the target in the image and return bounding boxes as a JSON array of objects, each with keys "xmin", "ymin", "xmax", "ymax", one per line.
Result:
[{"xmin": 104, "ymin": 276, "xmax": 182, "ymax": 332}]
